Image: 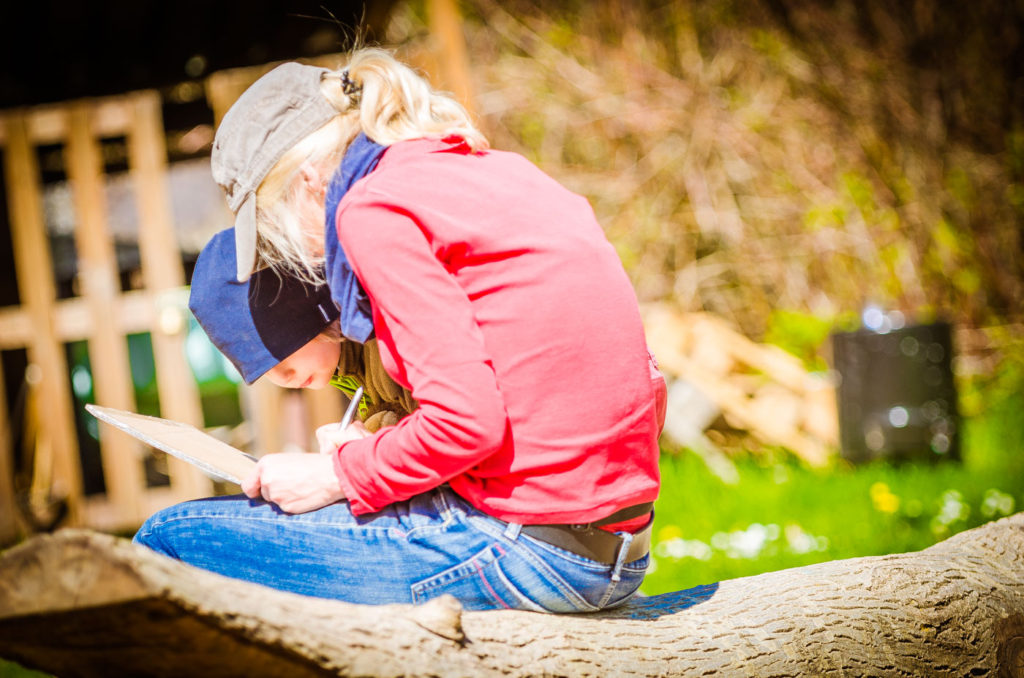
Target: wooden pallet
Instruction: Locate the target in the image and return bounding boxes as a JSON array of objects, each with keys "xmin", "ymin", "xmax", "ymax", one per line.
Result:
[{"xmin": 642, "ymin": 302, "xmax": 837, "ymax": 466}]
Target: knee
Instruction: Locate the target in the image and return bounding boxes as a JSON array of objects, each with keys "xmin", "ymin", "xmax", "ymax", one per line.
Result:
[{"xmin": 132, "ymin": 508, "xmax": 176, "ymax": 556}]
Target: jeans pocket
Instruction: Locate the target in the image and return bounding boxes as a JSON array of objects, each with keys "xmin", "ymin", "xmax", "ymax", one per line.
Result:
[{"xmin": 411, "ymin": 544, "xmax": 543, "ymax": 612}]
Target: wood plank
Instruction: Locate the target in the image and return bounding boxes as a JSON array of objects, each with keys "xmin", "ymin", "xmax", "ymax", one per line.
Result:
[
  {"xmin": 642, "ymin": 303, "xmax": 830, "ymax": 466},
  {"xmin": 0, "ymin": 305, "xmax": 32, "ymax": 348},
  {"xmin": 0, "ymin": 357, "xmax": 22, "ymax": 544},
  {"xmin": 803, "ymin": 384, "xmax": 839, "ymax": 446},
  {"xmin": 65, "ymin": 102, "xmax": 146, "ymax": 523},
  {"xmin": 693, "ymin": 313, "xmax": 818, "ymax": 394},
  {"xmin": 203, "ymin": 54, "xmax": 344, "ymax": 126},
  {"xmin": 0, "ymin": 290, "xmax": 163, "ymax": 349},
  {"xmin": 0, "ymin": 98, "xmax": 133, "ymax": 146},
  {"xmin": 1, "ymin": 112, "xmax": 84, "ymax": 523},
  {"xmin": 204, "ymin": 68, "xmax": 265, "ymax": 127},
  {"xmin": 0, "ymin": 106, "xmax": 64, "ymax": 146},
  {"xmin": 303, "ymin": 386, "xmax": 344, "ymax": 448},
  {"xmin": 427, "ymin": 0, "xmax": 477, "ymax": 115},
  {"xmin": 126, "ymin": 91, "xmax": 212, "ymax": 500},
  {"xmin": 279, "ymin": 390, "xmax": 311, "ymax": 451},
  {"xmin": 54, "ymin": 289, "xmax": 156, "ymax": 340},
  {"xmin": 81, "ymin": 484, "xmax": 205, "ymax": 534},
  {"xmin": 242, "ymin": 381, "xmax": 284, "ymax": 457},
  {"xmin": 662, "ymin": 351, "xmax": 829, "ymax": 466},
  {"xmin": 87, "ymin": 98, "xmax": 134, "ymax": 137},
  {"xmin": 21, "ymin": 106, "xmax": 67, "ymax": 145}
]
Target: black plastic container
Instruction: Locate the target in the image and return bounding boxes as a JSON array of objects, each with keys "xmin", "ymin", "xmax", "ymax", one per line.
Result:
[{"xmin": 831, "ymin": 322, "xmax": 959, "ymax": 464}]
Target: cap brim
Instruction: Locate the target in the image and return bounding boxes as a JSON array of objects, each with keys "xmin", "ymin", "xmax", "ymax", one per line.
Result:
[{"xmin": 234, "ymin": 194, "xmax": 258, "ymax": 282}]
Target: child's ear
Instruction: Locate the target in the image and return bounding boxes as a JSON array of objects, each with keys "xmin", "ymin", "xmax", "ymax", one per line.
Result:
[{"xmin": 298, "ymin": 161, "xmax": 325, "ymax": 196}]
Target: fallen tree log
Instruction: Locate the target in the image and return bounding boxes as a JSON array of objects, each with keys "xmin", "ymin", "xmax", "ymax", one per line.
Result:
[{"xmin": 1, "ymin": 513, "xmax": 1023, "ymax": 677}]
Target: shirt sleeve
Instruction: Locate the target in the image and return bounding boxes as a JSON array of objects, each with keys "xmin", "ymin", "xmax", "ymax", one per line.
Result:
[{"xmin": 330, "ymin": 196, "xmax": 509, "ymax": 514}]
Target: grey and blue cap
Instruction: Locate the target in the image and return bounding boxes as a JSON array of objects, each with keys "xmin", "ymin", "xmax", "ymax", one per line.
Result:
[{"xmin": 188, "ymin": 228, "xmax": 340, "ymax": 384}]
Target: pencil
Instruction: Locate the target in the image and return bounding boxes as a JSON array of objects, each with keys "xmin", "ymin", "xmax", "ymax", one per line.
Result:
[{"xmin": 338, "ymin": 385, "xmax": 364, "ymax": 431}]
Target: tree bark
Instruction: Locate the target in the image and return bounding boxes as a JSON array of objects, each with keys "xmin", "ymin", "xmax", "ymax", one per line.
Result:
[{"xmin": 1, "ymin": 513, "xmax": 1023, "ymax": 677}]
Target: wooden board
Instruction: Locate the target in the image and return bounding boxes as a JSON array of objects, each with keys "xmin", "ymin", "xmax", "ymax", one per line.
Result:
[
  {"xmin": 127, "ymin": 91, "xmax": 213, "ymax": 499},
  {"xmin": 0, "ymin": 357, "xmax": 19, "ymax": 544},
  {"xmin": 1, "ymin": 113, "xmax": 83, "ymax": 522},
  {"xmin": 67, "ymin": 102, "xmax": 146, "ymax": 522},
  {"xmin": 86, "ymin": 405, "xmax": 256, "ymax": 485}
]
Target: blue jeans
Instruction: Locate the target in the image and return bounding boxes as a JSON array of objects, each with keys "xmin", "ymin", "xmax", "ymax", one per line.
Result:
[{"xmin": 133, "ymin": 486, "xmax": 648, "ymax": 613}]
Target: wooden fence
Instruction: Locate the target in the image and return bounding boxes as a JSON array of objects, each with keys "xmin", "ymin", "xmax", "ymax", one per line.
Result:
[{"xmin": 0, "ymin": 94, "xmax": 216, "ymax": 536}]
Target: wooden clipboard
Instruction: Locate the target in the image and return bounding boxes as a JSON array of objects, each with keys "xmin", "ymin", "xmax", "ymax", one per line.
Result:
[{"xmin": 86, "ymin": 404, "xmax": 258, "ymax": 484}]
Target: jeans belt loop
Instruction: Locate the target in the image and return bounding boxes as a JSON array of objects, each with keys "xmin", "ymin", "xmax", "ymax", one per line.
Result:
[
  {"xmin": 609, "ymin": 530, "xmax": 634, "ymax": 583},
  {"xmin": 503, "ymin": 521, "xmax": 522, "ymax": 540}
]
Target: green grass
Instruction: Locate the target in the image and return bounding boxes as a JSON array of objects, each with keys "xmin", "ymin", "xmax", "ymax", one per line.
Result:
[
  {"xmin": 0, "ymin": 661, "xmax": 49, "ymax": 677},
  {"xmin": 641, "ymin": 389, "xmax": 1024, "ymax": 595}
]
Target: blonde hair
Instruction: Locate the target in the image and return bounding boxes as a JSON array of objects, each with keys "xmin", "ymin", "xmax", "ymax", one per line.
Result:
[{"xmin": 254, "ymin": 48, "xmax": 488, "ymax": 284}]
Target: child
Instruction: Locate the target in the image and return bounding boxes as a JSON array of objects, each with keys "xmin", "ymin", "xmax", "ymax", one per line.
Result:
[
  {"xmin": 135, "ymin": 48, "xmax": 665, "ymax": 613},
  {"xmin": 188, "ymin": 227, "xmax": 415, "ymax": 431}
]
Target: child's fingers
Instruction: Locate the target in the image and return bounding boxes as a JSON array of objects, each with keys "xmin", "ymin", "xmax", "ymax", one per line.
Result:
[
  {"xmin": 240, "ymin": 465, "xmax": 262, "ymax": 498},
  {"xmin": 315, "ymin": 420, "xmax": 371, "ymax": 454}
]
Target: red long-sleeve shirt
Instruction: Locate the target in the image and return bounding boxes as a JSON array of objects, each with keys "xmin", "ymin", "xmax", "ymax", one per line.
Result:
[{"xmin": 332, "ymin": 137, "xmax": 662, "ymax": 525}]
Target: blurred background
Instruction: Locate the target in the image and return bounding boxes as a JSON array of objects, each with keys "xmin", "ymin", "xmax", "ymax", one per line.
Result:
[{"xmin": 0, "ymin": 0, "xmax": 1022, "ymax": 635}]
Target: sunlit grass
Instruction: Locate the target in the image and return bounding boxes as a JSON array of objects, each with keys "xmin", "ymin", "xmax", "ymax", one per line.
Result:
[{"xmin": 642, "ymin": 390, "xmax": 1024, "ymax": 595}]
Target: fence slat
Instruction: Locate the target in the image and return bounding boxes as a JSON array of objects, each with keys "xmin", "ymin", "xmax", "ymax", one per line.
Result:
[
  {"xmin": 1, "ymin": 113, "xmax": 83, "ymax": 523},
  {"xmin": 304, "ymin": 388, "xmax": 344, "ymax": 447},
  {"xmin": 0, "ymin": 356, "xmax": 20, "ymax": 544},
  {"xmin": 65, "ymin": 103, "xmax": 146, "ymax": 523},
  {"xmin": 243, "ymin": 381, "xmax": 283, "ymax": 457},
  {"xmin": 0, "ymin": 289, "xmax": 166, "ymax": 349},
  {"xmin": 126, "ymin": 92, "xmax": 212, "ymax": 500},
  {"xmin": 427, "ymin": 0, "xmax": 476, "ymax": 115}
]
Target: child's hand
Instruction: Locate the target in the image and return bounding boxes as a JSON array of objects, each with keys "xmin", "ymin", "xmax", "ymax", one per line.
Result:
[
  {"xmin": 316, "ymin": 419, "xmax": 371, "ymax": 455},
  {"xmin": 241, "ymin": 452, "xmax": 345, "ymax": 513}
]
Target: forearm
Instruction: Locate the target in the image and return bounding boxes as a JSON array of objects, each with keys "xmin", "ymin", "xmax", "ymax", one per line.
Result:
[{"xmin": 334, "ymin": 360, "xmax": 507, "ymax": 514}]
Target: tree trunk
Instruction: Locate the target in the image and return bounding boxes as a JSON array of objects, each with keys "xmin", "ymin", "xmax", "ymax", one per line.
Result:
[{"xmin": 2, "ymin": 514, "xmax": 1023, "ymax": 677}]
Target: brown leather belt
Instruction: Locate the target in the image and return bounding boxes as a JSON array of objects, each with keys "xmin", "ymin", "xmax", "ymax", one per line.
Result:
[{"xmin": 518, "ymin": 502, "xmax": 654, "ymax": 565}]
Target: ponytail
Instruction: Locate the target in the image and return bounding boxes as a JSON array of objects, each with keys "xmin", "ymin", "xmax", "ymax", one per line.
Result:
[{"xmin": 326, "ymin": 48, "xmax": 488, "ymax": 152}]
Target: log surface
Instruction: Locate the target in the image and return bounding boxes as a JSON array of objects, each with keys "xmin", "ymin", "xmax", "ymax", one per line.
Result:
[{"xmin": 2, "ymin": 513, "xmax": 1023, "ymax": 677}]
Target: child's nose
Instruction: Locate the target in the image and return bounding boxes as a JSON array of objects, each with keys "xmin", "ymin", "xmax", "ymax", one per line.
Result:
[{"xmin": 267, "ymin": 364, "xmax": 296, "ymax": 388}]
